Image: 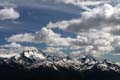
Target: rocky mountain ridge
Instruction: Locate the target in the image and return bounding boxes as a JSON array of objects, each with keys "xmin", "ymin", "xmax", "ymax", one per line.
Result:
[{"xmin": 0, "ymin": 49, "xmax": 120, "ymax": 80}]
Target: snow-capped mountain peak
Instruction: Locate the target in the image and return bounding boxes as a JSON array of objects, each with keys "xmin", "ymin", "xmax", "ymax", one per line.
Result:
[{"xmin": 22, "ymin": 50, "xmax": 45, "ymax": 60}]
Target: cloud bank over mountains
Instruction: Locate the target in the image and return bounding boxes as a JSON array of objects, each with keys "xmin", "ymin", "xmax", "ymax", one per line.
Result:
[
  {"xmin": 0, "ymin": 1, "xmax": 120, "ymax": 80},
  {"xmin": 5, "ymin": 4, "xmax": 120, "ymax": 58},
  {"xmin": 0, "ymin": 0, "xmax": 120, "ymax": 63}
]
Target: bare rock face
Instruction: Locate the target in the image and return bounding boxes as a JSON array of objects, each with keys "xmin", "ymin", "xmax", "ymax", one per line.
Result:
[{"xmin": 0, "ymin": 50, "xmax": 120, "ymax": 80}]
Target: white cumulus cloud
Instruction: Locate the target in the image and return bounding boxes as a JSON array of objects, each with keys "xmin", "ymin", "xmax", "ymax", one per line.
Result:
[
  {"xmin": 0, "ymin": 42, "xmax": 22, "ymax": 48},
  {"xmin": 0, "ymin": 7, "xmax": 20, "ymax": 20},
  {"xmin": 47, "ymin": 4, "xmax": 120, "ymax": 33},
  {"xmin": 7, "ymin": 27, "xmax": 75, "ymax": 46},
  {"xmin": 4, "ymin": 3, "xmax": 120, "ymax": 62},
  {"xmin": 7, "ymin": 33, "xmax": 35, "ymax": 42}
]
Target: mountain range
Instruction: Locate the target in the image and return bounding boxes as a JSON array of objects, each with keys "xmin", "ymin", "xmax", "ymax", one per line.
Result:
[{"xmin": 0, "ymin": 49, "xmax": 119, "ymax": 80}]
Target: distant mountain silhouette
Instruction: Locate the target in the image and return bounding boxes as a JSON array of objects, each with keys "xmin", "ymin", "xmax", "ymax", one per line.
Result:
[{"xmin": 0, "ymin": 50, "xmax": 119, "ymax": 80}]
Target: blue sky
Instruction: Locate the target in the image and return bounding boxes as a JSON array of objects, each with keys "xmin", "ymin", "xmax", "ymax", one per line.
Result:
[
  {"xmin": 0, "ymin": 0, "xmax": 120, "ymax": 64},
  {"xmin": 0, "ymin": 4, "xmax": 80, "ymax": 45}
]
